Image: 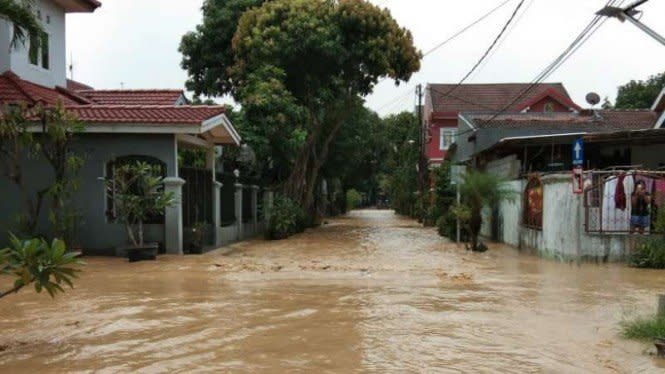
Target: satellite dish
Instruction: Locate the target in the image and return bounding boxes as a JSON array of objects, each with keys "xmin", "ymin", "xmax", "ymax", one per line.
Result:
[{"xmin": 586, "ymin": 92, "xmax": 601, "ymax": 107}]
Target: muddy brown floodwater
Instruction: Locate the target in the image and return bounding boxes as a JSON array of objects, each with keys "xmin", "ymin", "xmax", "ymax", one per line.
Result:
[{"xmin": 1, "ymin": 210, "xmax": 665, "ymax": 373}]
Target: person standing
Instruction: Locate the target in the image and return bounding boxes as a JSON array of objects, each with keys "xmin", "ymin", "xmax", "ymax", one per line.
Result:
[{"xmin": 631, "ymin": 180, "xmax": 652, "ymax": 234}]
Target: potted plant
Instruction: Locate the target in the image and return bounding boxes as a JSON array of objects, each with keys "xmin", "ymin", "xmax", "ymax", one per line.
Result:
[
  {"xmin": 189, "ymin": 222, "xmax": 207, "ymax": 254},
  {"xmin": 105, "ymin": 161, "xmax": 175, "ymax": 262}
]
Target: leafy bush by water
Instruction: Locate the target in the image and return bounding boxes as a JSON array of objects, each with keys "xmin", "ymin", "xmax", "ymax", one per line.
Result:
[
  {"xmin": 621, "ymin": 315, "xmax": 665, "ymax": 341},
  {"xmin": 630, "ymin": 238, "xmax": 665, "ymax": 269},
  {"xmin": 346, "ymin": 189, "xmax": 362, "ymax": 211},
  {"xmin": 266, "ymin": 195, "xmax": 304, "ymax": 240}
]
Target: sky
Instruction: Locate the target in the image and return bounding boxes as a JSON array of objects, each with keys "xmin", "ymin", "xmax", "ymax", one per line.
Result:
[{"xmin": 66, "ymin": 0, "xmax": 665, "ymax": 116}]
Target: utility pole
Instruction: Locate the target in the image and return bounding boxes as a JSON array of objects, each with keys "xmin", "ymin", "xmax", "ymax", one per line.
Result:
[
  {"xmin": 597, "ymin": 0, "xmax": 665, "ymax": 47},
  {"xmin": 415, "ymin": 84, "xmax": 425, "ymax": 219}
]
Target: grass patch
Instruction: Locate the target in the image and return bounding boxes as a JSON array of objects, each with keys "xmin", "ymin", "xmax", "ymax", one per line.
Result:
[{"xmin": 621, "ymin": 315, "xmax": 665, "ymax": 341}]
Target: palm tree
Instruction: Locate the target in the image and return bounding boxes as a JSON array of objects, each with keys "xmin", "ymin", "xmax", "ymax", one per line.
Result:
[
  {"xmin": 0, "ymin": 0, "xmax": 43, "ymax": 49},
  {"xmin": 459, "ymin": 170, "xmax": 516, "ymax": 252}
]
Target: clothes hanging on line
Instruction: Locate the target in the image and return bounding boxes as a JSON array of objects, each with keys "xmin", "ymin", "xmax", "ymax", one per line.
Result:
[
  {"xmin": 602, "ymin": 174, "xmax": 634, "ymax": 232},
  {"xmin": 654, "ymin": 179, "xmax": 665, "ymax": 208}
]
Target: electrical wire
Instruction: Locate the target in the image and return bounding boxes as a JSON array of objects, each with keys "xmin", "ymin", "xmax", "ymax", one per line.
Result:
[
  {"xmin": 479, "ymin": 0, "xmax": 624, "ymax": 124},
  {"xmin": 372, "ymin": 0, "xmax": 516, "ymax": 114}
]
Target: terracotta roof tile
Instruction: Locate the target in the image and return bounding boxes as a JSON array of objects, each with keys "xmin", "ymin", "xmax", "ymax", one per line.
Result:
[
  {"xmin": 467, "ymin": 110, "xmax": 657, "ymax": 131},
  {"xmin": 77, "ymin": 90, "xmax": 185, "ymax": 106},
  {"xmin": 66, "ymin": 79, "xmax": 94, "ymax": 91},
  {"xmin": 0, "ymin": 71, "xmax": 90, "ymax": 106},
  {"xmin": 428, "ymin": 83, "xmax": 574, "ymax": 113},
  {"xmin": 64, "ymin": 105, "xmax": 225, "ymax": 125}
]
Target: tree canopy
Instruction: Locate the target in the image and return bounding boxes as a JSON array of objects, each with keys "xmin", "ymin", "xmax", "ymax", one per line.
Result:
[
  {"xmin": 0, "ymin": 0, "xmax": 44, "ymax": 48},
  {"xmin": 181, "ymin": 0, "xmax": 421, "ymax": 218},
  {"xmin": 615, "ymin": 71, "xmax": 665, "ymax": 109}
]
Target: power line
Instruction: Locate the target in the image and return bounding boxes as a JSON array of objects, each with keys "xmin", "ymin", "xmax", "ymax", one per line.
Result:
[
  {"xmin": 422, "ymin": 0, "xmax": 514, "ymax": 57},
  {"xmin": 480, "ymin": 0, "xmax": 624, "ymax": 124},
  {"xmin": 372, "ymin": 0, "xmax": 516, "ymax": 114}
]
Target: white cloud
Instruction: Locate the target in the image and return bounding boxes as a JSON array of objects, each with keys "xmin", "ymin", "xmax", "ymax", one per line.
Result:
[{"xmin": 66, "ymin": 0, "xmax": 665, "ymax": 113}]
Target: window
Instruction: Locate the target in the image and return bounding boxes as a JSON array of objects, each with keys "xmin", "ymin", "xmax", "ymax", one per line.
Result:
[
  {"xmin": 439, "ymin": 129, "xmax": 457, "ymax": 151},
  {"xmin": 28, "ymin": 32, "xmax": 49, "ymax": 70},
  {"xmin": 523, "ymin": 176, "xmax": 543, "ymax": 229}
]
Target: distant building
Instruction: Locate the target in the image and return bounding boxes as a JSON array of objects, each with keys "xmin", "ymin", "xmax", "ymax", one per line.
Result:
[{"xmin": 422, "ymin": 83, "xmax": 581, "ymax": 166}]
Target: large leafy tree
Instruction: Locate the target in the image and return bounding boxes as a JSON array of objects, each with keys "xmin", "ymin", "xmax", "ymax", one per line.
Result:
[
  {"xmin": 380, "ymin": 111, "xmax": 419, "ymax": 216},
  {"xmin": 0, "ymin": 0, "xmax": 44, "ymax": 48},
  {"xmin": 181, "ymin": 0, "xmax": 420, "ymax": 217},
  {"xmin": 615, "ymin": 71, "xmax": 665, "ymax": 109}
]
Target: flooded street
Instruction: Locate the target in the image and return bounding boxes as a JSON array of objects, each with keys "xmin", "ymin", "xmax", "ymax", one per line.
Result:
[{"xmin": 1, "ymin": 210, "xmax": 665, "ymax": 373}]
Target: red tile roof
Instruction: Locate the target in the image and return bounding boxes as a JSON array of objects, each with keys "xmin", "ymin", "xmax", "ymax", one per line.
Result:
[
  {"xmin": 77, "ymin": 89, "xmax": 185, "ymax": 106},
  {"xmin": 0, "ymin": 71, "xmax": 227, "ymax": 128},
  {"xmin": 65, "ymin": 105, "xmax": 225, "ymax": 125},
  {"xmin": 0, "ymin": 71, "xmax": 91, "ymax": 105},
  {"xmin": 428, "ymin": 83, "xmax": 575, "ymax": 113},
  {"xmin": 466, "ymin": 110, "xmax": 658, "ymax": 131},
  {"xmin": 66, "ymin": 79, "xmax": 94, "ymax": 91},
  {"xmin": 54, "ymin": 0, "xmax": 101, "ymax": 12}
]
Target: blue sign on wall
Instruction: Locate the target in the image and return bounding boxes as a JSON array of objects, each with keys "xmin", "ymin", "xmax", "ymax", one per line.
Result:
[{"xmin": 573, "ymin": 138, "xmax": 584, "ymax": 167}]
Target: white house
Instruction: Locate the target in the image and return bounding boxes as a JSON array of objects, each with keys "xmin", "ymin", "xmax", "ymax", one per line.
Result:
[{"xmin": 0, "ymin": 0, "xmax": 252, "ymax": 256}]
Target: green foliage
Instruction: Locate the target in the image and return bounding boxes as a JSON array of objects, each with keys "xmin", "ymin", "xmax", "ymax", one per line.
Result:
[
  {"xmin": 190, "ymin": 221, "xmax": 208, "ymax": 250},
  {"xmin": 615, "ymin": 71, "xmax": 665, "ymax": 109},
  {"xmin": 266, "ymin": 195, "xmax": 304, "ymax": 240},
  {"xmin": 381, "ymin": 112, "xmax": 419, "ymax": 216},
  {"xmin": 630, "ymin": 237, "xmax": 665, "ymax": 269},
  {"xmin": 346, "ymin": 189, "xmax": 362, "ymax": 211},
  {"xmin": 621, "ymin": 315, "xmax": 665, "ymax": 341},
  {"xmin": 0, "ymin": 0, "xmax": 44, "ymax": 49},
  {"xmin": 181, "ymin": 0, "xmax": 421, "ymax": 215},
  {"xmin": 105, "ymin": 162, "xmax": 176, "ymax": 248},
  {"xmin": 630, "ymin": 208, "xmax": 665, "ymax": 269},
  {"xmin": 459, "ymin": 171, "xmax": 515, "ymax": 251},
  {"xmin": 1, "ymin": 234, "xmax": 82, "ymax": 299},
  {"xmin": 40, "ymin": 103, "xmax": 86, "ymax": 245},
  {"xmin": 0, "ymin": 104, "xmax": 85, "ymax": 239},
  {"xmin": 178, "ymin": 148, "xmax": 207, "ymax": 169}
]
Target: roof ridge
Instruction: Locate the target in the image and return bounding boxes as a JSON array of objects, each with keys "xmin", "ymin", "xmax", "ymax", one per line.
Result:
[
  {"xmin": 55, "ymin": 86, "xmax": 94, "ymax": 105},
  {"xmin": 428, "ymin": 82, "xmax": 563, "ymax": 86},
  {"xmin": 65, "ymin": 104, "xmax": 223, "ymax": 109},
  {"xmin": 78, "ymin": 89, "xmax": 184, "ymax": 93},
  {"xmin": 2, "ymin": 70, "xmax": 36, "ymax": 104}
]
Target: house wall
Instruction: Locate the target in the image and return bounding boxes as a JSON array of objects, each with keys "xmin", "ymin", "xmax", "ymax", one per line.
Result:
[
  {"xmin": 0, "ymin": 20, "xmax": 11, "ymax": 72},
  {"xmin": 632, "ymin": 144, "xmax": 665, "ymax": 169},
  {"xmin": 0, "ymin": 133, "xmax": 178, "ymax": 253},
  {"xmin": 481, "ymin": 174, "xmax": 632, "ymax": 262},
  {"xmin": 528, "ymin": 98, "xmax": 570, "ymax": 113},
  {"xmin": 6, "ymin": 0, "xmax": 67, "ymax": 87},
  {"xmin": 426, "ymin": 118, "xmax": 456, "ymax": 163}
]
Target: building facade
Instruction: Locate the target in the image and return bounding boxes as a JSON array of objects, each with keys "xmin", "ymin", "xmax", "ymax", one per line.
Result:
[{"xmin": 422, "ymin": 83, "xmax": 581, "ymax": 166}]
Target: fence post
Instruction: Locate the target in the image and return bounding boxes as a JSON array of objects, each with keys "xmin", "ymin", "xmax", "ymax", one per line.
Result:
[
  {"xmin": 213, "ymin": 181, "xmax": 222, "ymax": 246},
  {"xmin": 658, "ymin": 295, "xmax": 665, "ymax": 317},
  {"xmin": 251, "ymin": 185, "xmax": 259, "ymax": 234},
  {"xmin": 164, "ymin": 177, "xmax": 186, "ymax": 255},
  {"xmin": 264, "ymin": 190, "xmax": 274, "ymax": 224},
  {"xmin": 235, "ymin": 183, "xmax": 244, "ymax": 240}
]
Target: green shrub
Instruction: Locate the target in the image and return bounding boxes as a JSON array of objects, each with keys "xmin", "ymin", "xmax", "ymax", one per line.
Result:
[
  {"xmin": 621, "ymin": 315, "xmax": 665, "ymax": 341},
  {"xmin": 1, "ymin": 234, "xmax": 82, "ymax": 299},
  {"xmin": 630, "ymin": 237, "xmax": 665, "ymax": 269},
  {"xmin": 266, "ymin": 195, "xmax": 304, "ymax": 240},
  {"xmin": 346, "ymin": 189, "xmax": 362, "ymax": 211},
  {"xmin": 437, "ymin": 212, "xmax": 469, "ymax": 241}
]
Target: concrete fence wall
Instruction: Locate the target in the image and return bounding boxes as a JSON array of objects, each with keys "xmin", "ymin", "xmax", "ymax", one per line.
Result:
[{"xmin": 481, "ymin": 174, "xmax": 632, "ymax": 262}]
